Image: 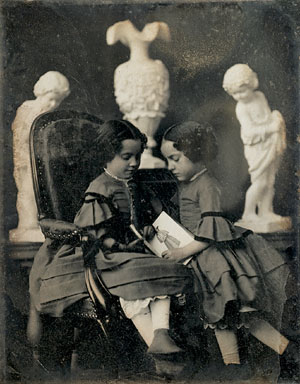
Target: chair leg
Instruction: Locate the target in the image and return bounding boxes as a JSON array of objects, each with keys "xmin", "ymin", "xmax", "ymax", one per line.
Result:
[
  {"xmin": 31, "ymin": 345, "xmax": 50, "ymax": 379},
  {"xmin": 70, "ymin": 327, "xmax": 80, "ymax": 373},
  {"xmin": 27, "ymin": 300, "xmax": 42, "ymax": 347},
  {"xmin": 32, "ymin": 346, "xmax": 40, "ymax": 368},
  {"xmin": 27, "ymin": 300, "xmax": 50, "ymax": 376}
]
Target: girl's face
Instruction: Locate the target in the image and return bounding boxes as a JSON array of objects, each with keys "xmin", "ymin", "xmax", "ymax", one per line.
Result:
[
  {"xmin": 106, "ymin": 139, "xmax": 142, "ymax": 179},
  {"xmin": 161, "ymin": 140, "xmax": 199, "ymax": 182}
]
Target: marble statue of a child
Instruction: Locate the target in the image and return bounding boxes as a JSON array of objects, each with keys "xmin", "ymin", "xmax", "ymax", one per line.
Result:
[
  {"xmin": 223, "ymin": 64, "xmax": 290, "ymax": 232},
  {"xmin": 9, "ymin": 71, "xmax": 70, "ymax": 242}
]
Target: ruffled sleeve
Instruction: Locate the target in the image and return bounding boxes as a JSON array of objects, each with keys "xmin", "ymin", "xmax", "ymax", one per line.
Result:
[
  {"xmin": 74, "ymin": 192, "xmax": 115, "ymax": 229},
  {"xmin": 194, "ymin": 213, "xmax": 251, "ymax": 243},
  {"xmin": 195, "ymin": 183, "xmax": 251, "ymax": 243}
]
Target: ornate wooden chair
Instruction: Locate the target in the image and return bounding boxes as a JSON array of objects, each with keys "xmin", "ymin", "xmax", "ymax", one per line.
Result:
[
  {"xmin": 28, "ymin": 110, "xmax": 190, "ymax": 378},
  {"xmin": 28, "ymin": 110, "xmax": 113, "ymax": 375}
]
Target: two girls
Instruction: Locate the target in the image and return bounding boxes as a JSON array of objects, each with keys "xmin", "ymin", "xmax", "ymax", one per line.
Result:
[{"xmin": 28, "ymin": 119, "xmax": 193, "ymax": 356}]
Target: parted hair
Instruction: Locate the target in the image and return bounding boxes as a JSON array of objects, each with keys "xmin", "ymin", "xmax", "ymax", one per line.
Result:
[
  {"xmin": 95, "ymin": 119, "xmax": 147, "ymax": 165},
  {"xmin": 163, "ymin": 121, "xmax": 218, "ymax": 163}
]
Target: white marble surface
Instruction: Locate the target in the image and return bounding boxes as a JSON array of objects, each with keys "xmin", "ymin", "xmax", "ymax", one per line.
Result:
[
  {"xmin": 223, "ymin": 64, "xmax": 290, "ymax": 233},
  {"xmin": 9, "ymin": 71, "xmax": 70, "ymax": 242},
  {"xmin": 107, "ymin": 20, "xmax": 171, "ymax": 168}
]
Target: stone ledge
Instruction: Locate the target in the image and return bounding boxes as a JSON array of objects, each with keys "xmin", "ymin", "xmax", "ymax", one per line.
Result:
[{"xmin": 5, "ymin": 241, "xmax": 43, "ymax": 261}]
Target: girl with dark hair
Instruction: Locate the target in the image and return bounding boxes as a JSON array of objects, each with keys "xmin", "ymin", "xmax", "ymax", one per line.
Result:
[
  {"xmin": 28, "ymin": 119, "xmax": 192, "ymax": 356},
  {"xmin": 161, "ymin": 121, "xmax": 293, "ymax": 372}
]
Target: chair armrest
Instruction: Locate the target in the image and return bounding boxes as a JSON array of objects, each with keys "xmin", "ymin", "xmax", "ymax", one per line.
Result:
[
  {"xmin": 39, "ymin": 218, "xmax": 83, "ymax": 241},
  {"xmin": 39, "ymin": 218, "xmax": 99, "ymax": 268}
]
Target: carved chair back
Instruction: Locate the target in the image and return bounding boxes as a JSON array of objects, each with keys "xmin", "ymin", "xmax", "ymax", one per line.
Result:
[
  {"xmin": 30, "ymin": 110, "xmax": 177, "ymax": 223},
  {"xmin": 30, "ymin": 110, "xmax": 104, "ymax": 223}
]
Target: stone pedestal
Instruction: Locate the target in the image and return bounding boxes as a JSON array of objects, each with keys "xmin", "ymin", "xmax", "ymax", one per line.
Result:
[
  {"xmin": 9, "ymin": 228, "xmax": 45, "ymax": 243},
  {"xmin": 236, "ymin": 217, "xmax": 292, "ymax": 234},
  {"xmin": 7, "ymin": 241, "xmax": 42, "ymax": 262}
]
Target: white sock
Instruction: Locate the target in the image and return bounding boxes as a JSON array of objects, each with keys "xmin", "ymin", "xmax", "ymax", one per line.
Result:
[
  {"xmin": 248, "ymin": 318, "xmax": 289, "ymax": 355},
  {"xmin": 214, "ymin": 329, "xmax": 241, "ymax": 365},
  {"xmin": 131, "ymin": 310, "xmax": 154, "ymax": 346},
  {"xmin": 150, "ymin": 298, "xmax": 171, "ymax": 331}
]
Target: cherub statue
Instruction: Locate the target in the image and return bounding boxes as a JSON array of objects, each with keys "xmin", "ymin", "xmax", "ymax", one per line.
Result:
[
  {"xmin": 223, "ymin": 64, "xmax": 291, "ymax": 232},
  {"xmin": 107, "ymin": 20, "xmax": 170, "ymax": 168},
  {"xmin": 9, "ymin": 71, "xmax": 70, "ymax": 242}
]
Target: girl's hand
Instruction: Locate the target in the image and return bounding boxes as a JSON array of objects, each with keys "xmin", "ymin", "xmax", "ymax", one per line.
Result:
[
  {"xmin": 162, "ymin": 248, "xmax": 187, "ymax": 263},
  {"xmin": 143, "ymin": 225, "xmax": 155, "ymax": 241},
  {"xmin": 120, "ymin": 239, "xmax": 145, "ymax": 252}
]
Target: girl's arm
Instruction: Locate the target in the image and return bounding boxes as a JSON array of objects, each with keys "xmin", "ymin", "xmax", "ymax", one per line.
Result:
[
  {"xmin": 102, "ymin": 237, "xmax": 118, "ymax": 251},
  {"xmin": 162, "ymin": 239, "xmax": 210, "ymax": 263},
  {"xmin": 102, "ymin": 236, "xmax": 144, "ymax": 252}
]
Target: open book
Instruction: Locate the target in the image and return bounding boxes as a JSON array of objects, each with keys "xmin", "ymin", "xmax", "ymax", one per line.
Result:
[{"xmin": 130, "ymin": 211, "xmax": 194, "ymax": 265}]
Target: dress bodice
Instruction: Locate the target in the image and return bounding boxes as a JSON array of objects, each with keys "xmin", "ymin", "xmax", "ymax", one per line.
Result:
[
  {"xmin": 178, "ymin": 172, "xmax": 249, "ymax": 243},
  {"xmin": 74, "ymin": 171, "xmax": 158, "ymax": 243},
  {"xmin": 178, "ymin": 172, "xmax": 222, "ymax": 235}
]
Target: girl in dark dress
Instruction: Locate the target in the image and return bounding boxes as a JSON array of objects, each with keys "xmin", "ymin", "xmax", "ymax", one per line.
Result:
[
  {"xmin": 160, "ymin": 121, "xmax": 292, "ymax": 368},
  {"xmin": 28, "ymin": 120, "xmax": 192, "ymax": 355}
]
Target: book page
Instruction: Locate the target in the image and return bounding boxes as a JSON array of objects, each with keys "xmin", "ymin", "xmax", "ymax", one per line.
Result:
[{"xmin": 149, "ymin": 211, "xmax": 194, "ymax": 264}]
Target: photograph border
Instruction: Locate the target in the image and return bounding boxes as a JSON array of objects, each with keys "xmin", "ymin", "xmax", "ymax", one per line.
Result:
[{"xmin": 0, "ymin": 0, "xmax": 299, "ymax": 382}]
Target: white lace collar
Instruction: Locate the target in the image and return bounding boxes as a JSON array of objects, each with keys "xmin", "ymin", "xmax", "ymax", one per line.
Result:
[{"xmin": 104, "ymin": 168, "xmax": 132, "ymax": 183}]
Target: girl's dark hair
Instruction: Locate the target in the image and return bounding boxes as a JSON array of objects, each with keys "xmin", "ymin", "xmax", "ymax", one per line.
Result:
[
  {"xmin": 95, "ymin": 119, "xmax": 147, "ymax": 165},
  {"xmin": 163, "ymin": 121, "xmax": 218, "ymax": 162}
]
